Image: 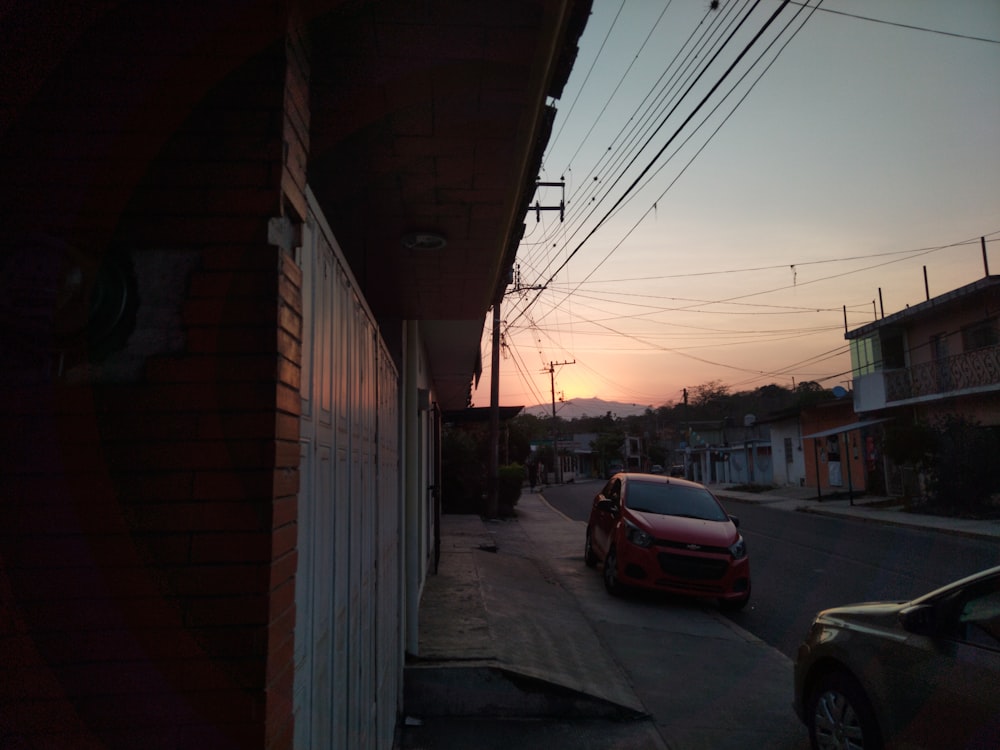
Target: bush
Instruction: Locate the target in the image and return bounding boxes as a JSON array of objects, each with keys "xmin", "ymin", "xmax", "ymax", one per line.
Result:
[
  {"xmin": 882, "ymin": 422, "xmax": 937, "ymax": 470},
  {"xmin": 497, "ymin": 463, "xmax": 524, "ymax": 516},
  {"xmin": 441, "ymin": 427, "xmax": 485, "ymax": 514},
  {"xmin": 923, "ymin": 416, "xmax": 1000, "ymax": 517}
]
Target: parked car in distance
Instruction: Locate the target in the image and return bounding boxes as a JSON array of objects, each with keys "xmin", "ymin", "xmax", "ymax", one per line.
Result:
[
  {"xmin": 668, "ymin": 464, "xmax": 685, "ymax": 477},
  {"xmin": 649, "ymin": 464, "xmax": 664, "ymax": 474},
  {"xmin": 606, "ymin": 461, "xmax": 624, "ymax": 479},
  {"xmin": 793, "ymin": 565, "xmax": 1000, "ymax": 750},
  {"xmin": 584, "ymin": 473, "xmax": 750, "ymax": 610}
]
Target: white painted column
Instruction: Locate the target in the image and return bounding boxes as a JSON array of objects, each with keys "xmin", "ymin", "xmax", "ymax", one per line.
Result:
[{"xmin": 403, "ymin": 320, "xmax": 421, "ymax": 654}]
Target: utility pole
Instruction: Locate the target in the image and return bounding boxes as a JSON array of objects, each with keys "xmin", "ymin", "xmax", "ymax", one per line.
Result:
[
  {"xmin": 531, "ymin": 180, "xmax": 565, "ymax": 223},
  {"xmin": 683, "ymin": 387, "xmax": 689, "ymax": 479},
  {"xmin": 487, "ymin": 293, "xmax": 502, "ymax": 518},
  {"xmin": 543, "ymin": 360, "xmax": 574, "ymax": 484}
]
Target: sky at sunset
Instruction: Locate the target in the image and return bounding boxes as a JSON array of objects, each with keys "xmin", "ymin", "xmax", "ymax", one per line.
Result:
[{"xmin": 479, "ymin": 0, "xmax": 1000, "ymax": 413}]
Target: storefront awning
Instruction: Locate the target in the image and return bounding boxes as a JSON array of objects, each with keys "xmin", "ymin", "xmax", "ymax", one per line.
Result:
[{"xmin": 803, "ymin": 417, "xmax": 893, "ymax": 440}]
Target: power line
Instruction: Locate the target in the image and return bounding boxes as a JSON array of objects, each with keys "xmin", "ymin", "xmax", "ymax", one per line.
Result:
[
  {"xmin": 522, "ymin": 0, "xmax": 817, "ymax": 313},
  {"xmin": 526, "ymin": 1, "xmax": 750, "ymax": 277},
  {"xmin": 790, "ymin": 2, "xmax": 1000, "ymax": 44},
  {"xmin": 560, "ymin": 234, "xmax": 999, "ymax": 284},
  {"xmin": 554, "ymin": 287, "xmax": 871, "ymax": 315},
  {"xmin": 526, "ymin": 227, "xmax": 997, "ymax": 332},
  {"xmin": 555, "ymin": 0, "xmax": 676, "ymax": 174},
  {"xmin": 542, "ymin": 1, "xmax": 627, "ymax": 168},
  {"xmin": 663, "ymin": 232, "xmax": 994, "ymax": 312},
  {"xmin": 510, "ymin": 0, "xmax": 793, "ymax": 329},
  {"xmin": 541, "ymin": 0, "xmax": 823, "ymax": 305},
  {"xmin": 519, "ymin": 228, "xmax": 999, "ymax": 349}
]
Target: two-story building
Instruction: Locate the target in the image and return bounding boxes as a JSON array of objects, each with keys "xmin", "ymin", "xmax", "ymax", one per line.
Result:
[
  {"xmin": 849, "ymin": 275, "xmax": 1000, "ymax": 424},
  {"xmin": 846, "ymin": 273, "xmax": 1000, "ymax": 495}
]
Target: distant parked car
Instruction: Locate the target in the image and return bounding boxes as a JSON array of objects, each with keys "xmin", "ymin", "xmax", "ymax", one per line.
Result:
[
  {"xmin": 669, "ymin": 464, "xmax": 684, "ymax": 477},
  {"xmin": 649, "ymin": 464, "xmax": 664, "ymax": 474},
  {"xmin": 606, "ymin": 462, "xmax": 624, "ymax": 479},
  {"xmin": 793, "ymin": 565, "xmax": 1000, "ymax": 750},
  {"xmin": 584, "ymin": 473, "xmax": 750, "ymax": 610}
]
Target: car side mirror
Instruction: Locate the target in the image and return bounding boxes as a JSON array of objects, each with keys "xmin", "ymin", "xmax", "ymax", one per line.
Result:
[
  {"xmin": 596, "ymin": 498, "xmax": 617, "ymax": 513},
  {"xmin": 899, "ymin": 604, "xmax": 939, "ymax": 637},
  {"xmin": 729, "ymin": 515, "xmax": 740, "ymax": 528}
]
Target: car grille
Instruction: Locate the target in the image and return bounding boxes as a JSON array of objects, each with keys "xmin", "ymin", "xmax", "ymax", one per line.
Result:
[
  {"xmin": 655, "ymin": 538, "xmax": 729, "ymax": 555},
  {"xmin": 656, "ymin": 552, "xmax": 729, "ymax": 581}
]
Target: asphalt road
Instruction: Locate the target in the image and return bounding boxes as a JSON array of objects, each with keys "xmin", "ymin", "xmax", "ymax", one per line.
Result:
[{"xmin": 543, "ymin": 479, "xmax": 1000, "ymax": 659}]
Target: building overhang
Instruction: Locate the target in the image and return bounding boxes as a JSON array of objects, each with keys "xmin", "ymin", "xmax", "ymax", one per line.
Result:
[
  {"xmin": 803, "ymin": 417, "xmax": 894, "ymax": 440},
  {"xmin": 845, "ymin": 276, "xmax": 1000, "ymax": 340},
  {"xmin": 306, "ymin": 0, "xmax": 592, "ymax": 409}
]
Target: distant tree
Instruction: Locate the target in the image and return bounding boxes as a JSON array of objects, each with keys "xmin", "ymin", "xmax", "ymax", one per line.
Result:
[
  {"xmin": 692, "ymin": 380, "xmax": 730, "ymax": 409},
  {"xmin": 507, "ymin": 413, "xmax": 548, "ymax": 461},
  {"xmin": 754, "ymin": 384, "xmax": 789, "ymax": 414},
  {"xmin": 686, "ymin": 380, "xmax": 733, "ymax": 420},
  {"xmin": 794, "ymin": 381, "xmax": 833, "ymax": 409},
  {"xmin": 572, "ymin": 410, "xmax": 618, "ymax": 433},
  {"xmin": 590, "ymin": 430, "xmax": 626, "ymax": 475}
]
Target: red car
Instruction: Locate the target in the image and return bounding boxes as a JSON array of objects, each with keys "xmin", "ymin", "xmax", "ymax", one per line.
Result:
[{"xmin": 585, "ymin": 473, "xmax": 750, "ymax": 610}]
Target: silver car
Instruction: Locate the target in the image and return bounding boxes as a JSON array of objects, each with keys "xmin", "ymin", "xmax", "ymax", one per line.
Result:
[{"xmin": 793, "ymin": 565, "xmax": 1000, "ymax": 749}]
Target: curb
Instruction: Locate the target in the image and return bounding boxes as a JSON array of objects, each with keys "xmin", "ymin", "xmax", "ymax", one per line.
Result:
[{"xmin": 403, "ymin": 663, "xmax": 648, "ymax": 720}]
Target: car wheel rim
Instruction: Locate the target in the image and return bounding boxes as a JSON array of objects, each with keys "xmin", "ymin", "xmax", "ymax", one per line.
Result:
[{"xmin": 813, "ymin": 689, "xmax": 866, "ymax": 750}]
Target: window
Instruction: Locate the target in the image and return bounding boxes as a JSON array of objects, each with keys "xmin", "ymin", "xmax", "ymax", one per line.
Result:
[
  {"xmin": 850, "ymin": 336, "xmax": 877, "ymax": 375},
  {"xmin": 949, "ymin": 579, "xmax": 1000, "ymax": 649},
  {"xmin": 624, "ymin": 481, "xmax": 728, "ymax": 522},
  {"xmin": 962, "ymin": 318, "xmax": 998, "ymax": 352}
]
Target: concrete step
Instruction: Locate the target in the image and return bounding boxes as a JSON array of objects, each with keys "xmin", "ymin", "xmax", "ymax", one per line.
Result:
[{"xmin": 403, "ymin": 663, "xmax": 646, "ymax": 720}]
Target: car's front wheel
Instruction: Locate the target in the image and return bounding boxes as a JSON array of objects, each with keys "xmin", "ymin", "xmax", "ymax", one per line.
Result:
[
  {"xmin": 807, "ymin": 671, "xmax": 882, "ymax": 750},
  {"xmin": 584, "ymin": 527, "xmax": 597, "ymax": 568},
  {"xmin": 603, "ymin": 545, "xmax": 624, "ymax": 596}
]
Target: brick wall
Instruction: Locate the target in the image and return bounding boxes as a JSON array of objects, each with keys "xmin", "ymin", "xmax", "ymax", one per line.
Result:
[
  {"xmin": 266, "ymin": 9, "xmax": 309, "ymax": 747},
  {"xmin": 1, "ymin": 5, "xmax": 303, "ymax": 748}
]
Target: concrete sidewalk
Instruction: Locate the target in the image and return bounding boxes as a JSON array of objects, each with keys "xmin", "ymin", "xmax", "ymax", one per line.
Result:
[
  {"xmin": 398, "ymin": 483, "xmax": 999, "ymax": 749},
  {"xmin": 711, "ymin": 483, "xmax": 1000, "ymax": 540},
  {"xmin": 401, "ymin": 494, "xmax": 665, "ymax": 749}
]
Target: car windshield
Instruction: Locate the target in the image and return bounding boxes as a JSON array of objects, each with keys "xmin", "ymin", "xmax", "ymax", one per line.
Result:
[{"xmin": 625, "ymin": 481, "xmax": 729, "ymax": 522}]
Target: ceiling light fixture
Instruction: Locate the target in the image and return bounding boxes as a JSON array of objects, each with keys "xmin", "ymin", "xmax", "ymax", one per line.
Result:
[{"xmin": 401, "ymin": 231, "xmax": 447, "ymax": 251}]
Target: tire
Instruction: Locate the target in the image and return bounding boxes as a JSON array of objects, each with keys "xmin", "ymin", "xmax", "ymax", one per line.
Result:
[
  {"xmin": 806, "ymin": 671, "xmax": 882, "ymax": 750},
  {"xmin": 584, "ymin": 527, "xmax": 598, "ymax": 568},
  {"xmin": 603, "ymin": 545, "xmax": 624, "ymax": 596}
]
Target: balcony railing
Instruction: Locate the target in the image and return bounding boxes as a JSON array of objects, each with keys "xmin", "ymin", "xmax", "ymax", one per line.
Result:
[{"xmin": 884, "ymin": 344, "xmax": 1000, "ymax": 402}]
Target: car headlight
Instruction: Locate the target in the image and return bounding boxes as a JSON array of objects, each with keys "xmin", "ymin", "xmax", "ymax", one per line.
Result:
[
  {"xmin": 624, "ymin": 520, "xmax": 653, "ymax": 548},
  {"xmin": 729, "ymin": 534, "xmax": 747, "ymax": 560}
]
